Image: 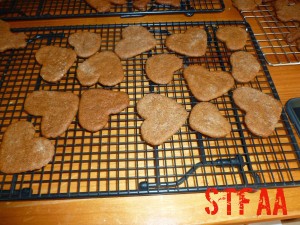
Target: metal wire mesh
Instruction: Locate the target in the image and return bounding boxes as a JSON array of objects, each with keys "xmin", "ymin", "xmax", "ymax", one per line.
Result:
[
  {"xmin": 241, "ymin": 3, "xmax": 300, "ymax": 66},
  {"xmin": 0, "ymin": 21, "xmax": 299, "ymax": 200},
  {"xmin": 0, "ymin": 0, "xmax": 225, "ymax": 20}
]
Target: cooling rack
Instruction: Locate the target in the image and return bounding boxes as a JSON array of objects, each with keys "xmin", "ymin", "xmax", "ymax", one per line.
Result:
[
  {"xmin": 0, "ymin": 0, "xmax": 224, "ymax": 20},
  {"xmin": 0, "ymin": 21, "xmax": 299, "ymax": 200},
  {"xmin": 241, "ymin": 3, "xmax": 300, "ymax": 66}
]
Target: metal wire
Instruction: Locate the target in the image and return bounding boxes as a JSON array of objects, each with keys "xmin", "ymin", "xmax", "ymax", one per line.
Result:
[
  {"xmin": 0, "ymin": 0, "xmax": 225, "ymax": 20},
  {"xmin": 241, "ymin": 4, "xmax": 300, "ymax": 66},
  {"xmin": 0, "ymin": 21, "xmax": 299, "ymax": 200}
]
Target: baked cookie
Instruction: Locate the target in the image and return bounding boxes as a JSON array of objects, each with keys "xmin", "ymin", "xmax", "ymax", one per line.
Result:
[
  {"xmin": 156, "ymin": 0, "xmax": 181, "ymax": 7},
  {"xmin": 137, "ymin": 94, "xmax": 188, "ymax": 146},
  {"xmin": 35, "ymin": 46, "xmax": 77, "ymax": 83},
  {"xmin": 79, "ymin": 89, "xmax": 130, "ymax": 132},
  {"xmin": 183, "ymin": 65, "xmax": 234, "ymax": 101},
  {"xmin": 276, "ymin": 2, "xmax": 300, "ymax": 22},
  {"xmin": 133, "ymin": 0, "xmax": 150, "ymax": 10},
  {"xmin": 232, "ymin": 0, "xmax": 262, "ymax": 10},
  {"xmin": 85, "ymin": 0, "xmax": 126, "ymax": 12},
  {"xmin": 145, "ymin": 54, "xmax": 182, "ymax": 84},
  {"xmin": 68, "ymin": 31, "xmax": 101, "ymax": 58},
  {"xmin": 115, "ymin": 26, "xmax": 156, "ymax": 59},
  {"xmin": 233, "ymin": 86, "xmax": 282, "ymax": 137},
  {"xmin": 286, "ymin": 28, "xmax": 300, "ymax": 43},
  {"xmin": 0, "ymin": 121, "xmax": 54, "ymax": 174},
  {"xmin": 24, "ymin": 91, "xmax": 79, "ymax": 138},
  {"xmin": 216, "ymin": 26, "xmax": 248, "ymax": 51},
  {"xmin": 165, "ymin": 27, "xmax": 207, "ymax": 57},
  {"xmin": 77, "ymin": 51, "xmax": 124, "ymax": 86},
  {"xmin": 230, "ymin": 51, "xmax": 260, "ymax": 83},
  {"xmin": 0, "ymin": 19, "xmax": 27, "ymax": 53},
  {"xmin": 189, "ymin": 102, "xmax": 231, "ymax": 138}
]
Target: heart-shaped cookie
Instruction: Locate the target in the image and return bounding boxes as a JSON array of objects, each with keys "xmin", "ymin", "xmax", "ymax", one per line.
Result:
[
  {"xmin": 276, "ymin": 2, "xmax": 300, "ymax": 22},
  {"xmin": 145, "ymin": 54, "xmax": 182, "ymax": 84},
  {"xmin": 133, "ymin": 0, "xmax": 150, "ymax": 10},
  {"xmin": 0, "ymin": 19, "xmax": 27, "ymax": 53},
  {"xmin": 24, "ymin": 91, "xmax": 79, "ymax": 138},
  {"xmin": 216, "ymin": 26, "xmax": 248, "ymax": 51},
  {"xmin": 114, "ymin": 26, "xmax": 156, "ymax": 59},
  {"xmin": 86, "ymin": 0, "xmax": 127, "ymax": 12},
  {"xmin": 35, "ymin": 46, "xmax": 77, "ymax": 83},
  {"xmin": 137, "ymin": 94, "xmax": 188, "ymax": 146},
  {"xmin": 230, "ymin": 51, "xmax": 260, "ymax": 83},
  {"xmin": 233, "ymin": 87, "xmax": 282, "ymax": 137},
  {"xmin": 165, "ymin": 27, "xmax": 207, "ymax": 57},
  {"xmin": 0, "ymin": 121, "xmax": 54, "ymax": 174},
  {"xmin": 189, "ymin": 102, "xmax": 231, "ymax": 138},
  {"xmin": 183, "ymin": 65, "xmax": 234, "ymax": 101},
  {"xmin": 79, "ymin": 89, "xmax": 130, "ymax": 132},
  {"xmin": 77, "ymin": 51, "xmax": 124, "ymax": 86},
  {"xmin": 68, "ymin": 31, "xmax": 101, "ymax": 58},
  {"xmin": 232, "ymin": 0, "xmax": 262, "ymax": 10}
]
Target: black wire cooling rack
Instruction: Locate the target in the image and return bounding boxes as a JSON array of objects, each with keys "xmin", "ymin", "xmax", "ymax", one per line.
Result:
[
  {"xmin": 240, "ymin": 3, "xmax": 300, "ymax": 66},
  {"xmin": 0, "ymin": 0, "xmax": 225, "ymax": 20},
  {"xmin": 0, "ymin": 21, "xmax": 299, "ymax": 200}
]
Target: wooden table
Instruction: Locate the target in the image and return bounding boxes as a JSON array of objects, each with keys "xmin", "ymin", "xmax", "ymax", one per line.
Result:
[{"xmin": 1, "ymin": 0, "xmax": 300, "ymax": 224}]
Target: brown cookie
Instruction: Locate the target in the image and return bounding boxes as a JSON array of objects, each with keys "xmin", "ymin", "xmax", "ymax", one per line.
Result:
[
  {"xmin": 0, "ymin": 19, "xmax": 27, "ymax": 53},
  {"xmin": 183, "ymin": 65, "xmax": 234, "ymax": 101},
  {"xmin": 115, "ymin": 26, "xmax": 156, "ymax": 59},
  {"xmin": 79, "ymin": 89, "xmax": 130, "ymax": 132},
  {"xmin": 216, "ymin": 26, "xmax": 248, "ymax": 51},
  {"xmin": 276, "ymin": 2, "xmax": 300, "ymax": 22},
  {"xmin": 24, "ymin": 91, "xmax": 79, "ymax": 138},
  {"xmin": 296, "ymin": 39, "xmax": 300, "ymax": 50},
  {"xmin": 230, "ymin": 51, "xmax": 260, "ymax": 83},
  {"xmin": 165, "ymin": 27, "xmax": 207, "ymax": 57},
  {"xmin": 133, "ymin": 0, "xmax": 150, "ymax": 10},
  {"xmin": 145, "ymin": 54, "xmax": 182, "ymax": 84},
  {"xmin": 35, "ymin": 46, "xmax": 77, "ymax": 83},
  {"xmin": 233, "ymin": 87, "xmax": 282, "ymax": 137},
  {"xmin": 189, "ymin": 102, "xmax": 231, "ymax": 138},
  {"xmin": 286, "ymin": 28, "xmax": 300, "ymax": 43},
  {"xmin": 137, "ymin": 94, "xmax": 188, "ymax": 146},
  {"xmin": 156, "ymin": 0, "xmax": 181, "ymax": 7},
  {"xmin": 68, "ymin": 31, "xmax": 101, "ymax": 58},
  {"xmin": 0, "ymin": 121, "xmax": 54, "ymax": 174},
  {"xmin": 77, "ymin": 51, "xmax": 124, "ymax": 86},
  {"xmin": 86, "ymin": 0, "xmax": 126, "ymax": 12},
  {"xmin": 232, "ymin": 0, "xmax": 262, "ymax": 10}
]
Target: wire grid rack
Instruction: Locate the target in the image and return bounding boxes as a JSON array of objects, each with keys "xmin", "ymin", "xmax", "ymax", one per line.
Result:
[
  {"xmin": 240, "ymin": 3, "xmax": 300, "ymax": 66},
  {"xmin": 0, "ymin": 0, "xmax": 224, "ymax": 20},
  {"xmin": 0, "ymin": 21, "xmax": 299, "ymax": 201}
]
